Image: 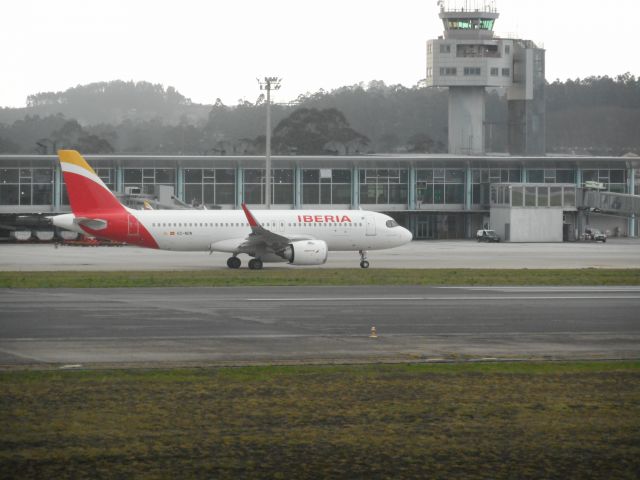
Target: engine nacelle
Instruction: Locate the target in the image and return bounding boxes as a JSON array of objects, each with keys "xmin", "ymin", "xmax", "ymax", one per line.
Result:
[{"xmin": 281, "ymin": 240, "xmax": 329, "ymax": 265}]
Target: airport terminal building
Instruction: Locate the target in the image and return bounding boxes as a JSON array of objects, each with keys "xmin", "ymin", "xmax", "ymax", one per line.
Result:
[
  {"xmin": 0, "ymin": 153, "xmax": 638, "ymax": 240},
  {"xmin": 2, "ymin": 3, "xmax": 638, "ymax": 242}
]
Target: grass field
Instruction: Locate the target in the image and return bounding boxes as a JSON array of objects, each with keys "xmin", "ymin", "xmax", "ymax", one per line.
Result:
[
  {"xmin": 1, "ymin": 362, "xmax": 639, "ymax": 479},
  {"xmin": 1, "ymin": 268, "xmax": 639, "ymax": 288}
]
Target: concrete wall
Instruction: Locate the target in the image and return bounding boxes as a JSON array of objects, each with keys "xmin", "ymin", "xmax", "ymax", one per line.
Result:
[
  {"xmin": 489, "ymin": 207, "xmax": 510, "ymax": 240},
  {"xmin": 490, "ymin": 206, "xmax": 563, "ymax": 242},
  {"xmin": 509, "ymin": 208, "xmax": 563, "ymax": 242},
  {"xmin": 449, "ymin": 86, "xmax": 485, "ymax": 155}
]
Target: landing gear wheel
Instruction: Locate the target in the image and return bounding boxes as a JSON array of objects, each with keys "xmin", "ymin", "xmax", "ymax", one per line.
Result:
[
  {"xmin": 358, "ymin": 250, "xmax": 369, "ymax": 269},
  {"xmin": 248, "ymin": 258, "xmax": 263, "ymax": 270},
  {"xmin": 227, "ymin": 256, "xmax": 241, "ymax": 269}
]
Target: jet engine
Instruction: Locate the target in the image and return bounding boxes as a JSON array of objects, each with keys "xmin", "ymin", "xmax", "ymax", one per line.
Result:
[{"xmin": 280, "ymin": 240, "xmax": 329, "ymax": 265}]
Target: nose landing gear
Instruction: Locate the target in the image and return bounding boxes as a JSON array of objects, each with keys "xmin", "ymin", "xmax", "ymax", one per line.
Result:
[{"xmin": 359, "ymin": 250, "xmax": 370, "ymax": 269}]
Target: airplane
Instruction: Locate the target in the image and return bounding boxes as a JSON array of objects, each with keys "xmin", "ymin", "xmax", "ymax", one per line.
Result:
[{"xmin": 51, "ymin": 150, "xmax": 413, "ymax": 269}]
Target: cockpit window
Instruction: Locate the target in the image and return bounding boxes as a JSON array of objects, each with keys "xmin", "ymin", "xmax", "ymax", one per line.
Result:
[{"xmin": 386, "ymin": 219, "xmax": 399, "ymax": 228}]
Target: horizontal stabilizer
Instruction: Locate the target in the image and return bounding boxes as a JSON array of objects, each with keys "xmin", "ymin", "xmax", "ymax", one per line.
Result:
[{"xmin": 75, "ymin": 217, "xmax": 108, "ymax": 230}]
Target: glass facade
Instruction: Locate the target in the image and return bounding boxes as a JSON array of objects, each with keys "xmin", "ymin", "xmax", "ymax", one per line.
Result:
[
  {"xmin": 0, "ymin": 156, "xmax": 636, "ymax": 241},
  {"xmin": 243, "ymin": 169, "xmax": 294, "ymax": 204},
  {"xmin": 495, "ymin": 184, "xmax": 576, "ymax": 208},
  {"xmin": 0, "ymin": 167, "xmax": 54, "ymax": 205},
  {"xmin": 416, "ymin": 168, "xmax": 465, "ymax": 205},
  {"xmin": 302, "ymin": 169, "xmax": 351, "ymax": 205},
  {"xmin": 183, "ymin": 168, "xmax": 235, "ymax": 206},
  {"xmin": 472, "ymin": 168, "xmax": 521, "ymax": 206},
  {"xmin": 414, "ymin": 213, "xmax": 466, "ymax": 239},
  {"xmin": 360, "ymin": 169, "xmax": 408, "ymax": 204},
  {"xmin": 527, "ymin": 169, "xmax": 575, "ymax": 184},
  {"xmin": 582, "ymin": 169, "xmax": 627, "ymax": 193},
  {"xmin": 123, "ymin": 168, "xmax": 175, "ymax": 195}
]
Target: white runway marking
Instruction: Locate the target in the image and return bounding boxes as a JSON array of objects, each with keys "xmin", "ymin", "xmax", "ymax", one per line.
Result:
[{"xmin": 247, "ymin": 295, "xmax": 640, "ymax": 302}]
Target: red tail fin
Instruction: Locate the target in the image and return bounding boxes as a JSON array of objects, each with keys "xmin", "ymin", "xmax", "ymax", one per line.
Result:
[{"xmin": 58, "ymin": 150, "xmax": 124, "ymax": 215}]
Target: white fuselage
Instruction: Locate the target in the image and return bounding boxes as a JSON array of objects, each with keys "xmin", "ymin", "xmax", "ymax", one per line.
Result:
[{"xmin": 135, "ymin": 209, "xmax": 411, "ymax": 252}]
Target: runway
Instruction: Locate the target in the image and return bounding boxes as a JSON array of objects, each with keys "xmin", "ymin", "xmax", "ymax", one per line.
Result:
[
  {"xmin": 1, "ymin": 285, "xmax": 639, "ymax": 366},
  {"xmin": 1, "ymin": 238, "xmax": 640, "ymax": 270}
]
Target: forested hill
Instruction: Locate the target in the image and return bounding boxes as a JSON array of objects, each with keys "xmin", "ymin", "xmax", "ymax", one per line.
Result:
[
  {"xmin": 0, "ymin": 81, "xmax": 211, "ymax": 125},
  {"xmin": 0, "ymin": 75, "xmax": 638, "ymax": 155}
]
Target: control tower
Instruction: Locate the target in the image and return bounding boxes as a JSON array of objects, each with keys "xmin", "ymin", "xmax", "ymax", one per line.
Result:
[{"xmin": 426, "ymin": 0, "xmax": 545, "ymax": 155}]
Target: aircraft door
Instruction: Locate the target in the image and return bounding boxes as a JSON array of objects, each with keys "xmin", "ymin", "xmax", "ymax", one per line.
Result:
[
  {"xmin": 365, "ymin": 216, "xmax": 376, "ymax": 236},
  {"xmin": 128, "ymin": 215, "xmax": 140, "ymax": 236}
]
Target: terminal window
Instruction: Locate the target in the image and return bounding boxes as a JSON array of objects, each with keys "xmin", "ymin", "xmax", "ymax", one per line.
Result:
[
  {"xmin": 439, "ymin": 44, "xmax": 451, "ymax": 54},
  {"xmin": 464, "ymin": 67, "xmax": 481, "ymax": 76},
  {"xmin": 302, "ymin": 169, "xmax": 351, "ymax": 205},
  {"xmin": 416, "ymin": 168, "xmax": 465, "ymax": 205},
  {"xmin": 123, "ymin": 168, "xmax": 175, "ymax": 195},
  {"xmin": 490, "ymin": 67, "xmax": 499, "ymax": 76},
  {"xmin": 360, "ymin": 169, "xmax": 408, "ymax": 204},
  {"xmin": 244, "ymin": 168, "xmax": 294, "ymax": 204},
  {"xmin": 502, "ymin": 68, "xmax": 510, "ymax": 77},
  {"xmin": 472, "ymin": 168, "xmax": 521, "ymax": 206},
  {"xmin": 184, "ymin": 168, "xmax": 235, "ymax": 206},
  {"xmin": 439, "ymin": 67, "xmax": 457, "ymax": 76},
  {"xmin": 583, "ymin": 169, "xmax": 627, "ymax": 193},
  {"xmin": 0, "ymin": 167, "xmax": 53, "ymax": 206}
]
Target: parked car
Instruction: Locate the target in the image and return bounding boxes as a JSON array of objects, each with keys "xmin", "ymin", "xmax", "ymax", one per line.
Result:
[
  {"xmin": 476, "ymin": 229, "xmax": 500, "ymax": 242},
  {"xmin": 584, "ymin": 228, "xmax": 607, "ymax": 242}
]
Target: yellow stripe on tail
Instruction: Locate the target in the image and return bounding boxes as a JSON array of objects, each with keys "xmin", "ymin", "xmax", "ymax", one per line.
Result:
[{"xmin": 58, "ymin": 150, "xmax": 98, "ymax": 176}]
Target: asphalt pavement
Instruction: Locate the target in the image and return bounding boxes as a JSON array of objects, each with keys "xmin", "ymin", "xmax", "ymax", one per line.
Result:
[
  {"xmin": 1, "ymin": 285, "xmax": 638, "ymax": 366},
  {"xmin": 1, "ymin": 238, "xmax": 640, "ymax": 270}
]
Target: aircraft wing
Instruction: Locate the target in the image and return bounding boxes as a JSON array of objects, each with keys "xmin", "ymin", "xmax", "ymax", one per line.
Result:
[
  {"xmin": 241, "ymin": 203, "xmax": 290, "ymax": 248},
  {"xmin": 209, "ymin": 204, "xmax": 315, "ymax": 255}
]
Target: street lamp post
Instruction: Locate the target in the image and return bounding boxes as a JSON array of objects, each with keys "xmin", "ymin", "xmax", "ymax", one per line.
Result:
[{"xmin": 257, "ymin": 77, "xmax": 281, "ymax": 208}]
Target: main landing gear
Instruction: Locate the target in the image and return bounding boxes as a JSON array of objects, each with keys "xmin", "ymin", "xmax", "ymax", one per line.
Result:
[
  {"xmin": 227, "ymin": 256, "xmax": 241, "ymax": 269},
  {"xmin": 226, "ymin": 256, "xmax": 264, "ymax": 269},
  {"xmin": 248, "ymin": 258, "xmax": 263, "ymax": 270},
  {"xmin": 359, "ymin": 250, "xmax": 370, "ymax": 269}
]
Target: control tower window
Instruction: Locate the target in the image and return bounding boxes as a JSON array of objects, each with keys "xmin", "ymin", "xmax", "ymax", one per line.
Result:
[
  {"xmin": 456, "ymin": 44, "xmax": 499, "ymax": 58},
  {"xmin": 447, "ymin": 18, "xmax": 494, "ymax": 30},
  {"xmin": 440, "ymin": 67, "xmax": 457, "ymax": 76}
]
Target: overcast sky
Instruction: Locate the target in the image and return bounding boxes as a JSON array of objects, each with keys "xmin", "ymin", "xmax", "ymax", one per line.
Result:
[{"xmin": 2, "ymin": 0, "xmax": 638, "ymax": 108}]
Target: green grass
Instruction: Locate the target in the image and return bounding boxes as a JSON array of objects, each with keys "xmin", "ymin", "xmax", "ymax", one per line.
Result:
[
  {"xmin": 1, "ymin": 362, "xmax": 639, "ymax": 479},
  {"xmin": 1, "ymin": 268, "xmax": 639, "ymax": 288}
]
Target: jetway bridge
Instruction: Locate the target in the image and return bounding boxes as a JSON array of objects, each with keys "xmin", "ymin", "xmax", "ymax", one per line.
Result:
[{"xmin": 577, "ymin": 189, "xmax": 640, "ymax": 216}]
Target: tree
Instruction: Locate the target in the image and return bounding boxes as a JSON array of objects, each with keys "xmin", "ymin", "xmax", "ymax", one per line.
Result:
[
  {"xmin": 272, "ymin": 108, "xmax": 369, "ymax": 155},
  {"xmin": 0, "ymin": 136, "xmax": 19, "ymax": 153},
  {"xmin": 407, "ymin": 133, "xmax": 435, "ymax": 153},
  {"xmin": 74, "ymin": 134, "xmax": 114, "ymax": 153}
]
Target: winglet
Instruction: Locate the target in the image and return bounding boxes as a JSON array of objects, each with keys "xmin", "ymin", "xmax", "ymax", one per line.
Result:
[{"xmin": 241, "ymin": 203, "xmax": 260, "ymax": 228}]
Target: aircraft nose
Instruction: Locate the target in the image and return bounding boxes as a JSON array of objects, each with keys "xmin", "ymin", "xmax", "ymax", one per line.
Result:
[{"xmin": 402, "ymin": 227, "xmax": 413, "ymax": 243}]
